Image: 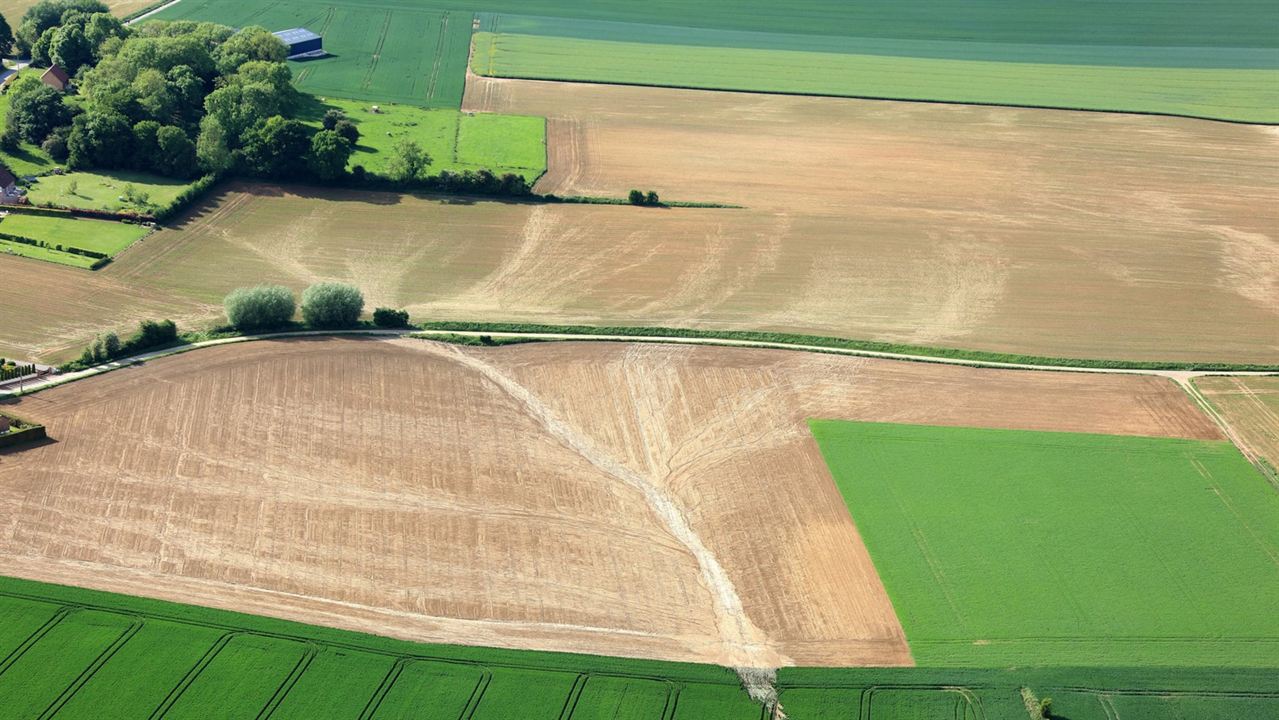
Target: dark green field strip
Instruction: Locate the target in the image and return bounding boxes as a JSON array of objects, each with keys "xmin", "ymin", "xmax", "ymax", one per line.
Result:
[
  {"xmin": 469, "ymin": 667, "xmax": 580, "ymax": 719},
  {"xmin": 270, "ymin": 649, "xmax": 398, "ymax": 719},
  {"xmin": 668, "ymin": 682, "xmax": 766, "ymax": 719},
  {"xmin": 153, "ymin": 0, "xmax": 1278, "ymax": 49},
  {"xmin": 366, "ymin": 659, "xmax": 487, "ymax": 718},
  {"xmin": 571, "ymin": 676, "xmax": 673, "ymax": 719},
  {"xmin": 0, "ymin": 609, "xmax": 140, "ymax": 719},
  {"xmin": 50, "ymin": 620, "xmax": 225, "ymax": 720},
  {"xmin": 0, "ymin": 597, "xmax": 63, "ymax": 661},
  {"xmin": 476, "ymin": 13, "xmax": 1279, "ymax": 69},
  {"xmin": 161, "ymin": 634, "xmax": 315, "ymax": 719}
]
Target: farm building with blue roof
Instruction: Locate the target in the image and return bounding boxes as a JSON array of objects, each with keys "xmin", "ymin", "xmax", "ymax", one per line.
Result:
[{"xmin": 273, "ymin": 28, "xmax": 324, "ymax": 59}]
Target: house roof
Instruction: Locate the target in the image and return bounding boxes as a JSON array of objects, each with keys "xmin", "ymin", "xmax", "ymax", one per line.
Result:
[
  {"xmin": 0, "ymin": 166, "xmax": 17, "ymax": 187},
  {"xmin": 41, "ymin": 65, "xmax": 70, "ymax": 84},
  {"xmin": 272, "ymin": 28, "xmax": 321, "ymax": 45}
]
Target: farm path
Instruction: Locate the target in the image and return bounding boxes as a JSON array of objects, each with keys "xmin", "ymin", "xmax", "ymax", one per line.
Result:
[{"xmin": 5, "ymin": 328, "xmax": 1275, "ymax": 401}]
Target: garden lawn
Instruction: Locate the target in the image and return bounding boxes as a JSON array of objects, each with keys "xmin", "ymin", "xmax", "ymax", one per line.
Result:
[
  {"xmin": 25, "ymin": 171, "xmax": 194, "ymax": 214},
  {"xmin": 472, "ymin": 34, "xmax": 1279, "ymax": 123},
  {"xmin": 0, "ymin": 213, "xmax": 150, "ymax": 255},
  {"xmin": 809, "ymin": 420, "xmax": 1279, "ymax": 666},
  {"xmin": 298, "ymin": 95, "xmax": 545, "ymax": 179},
  {"xmin": 0, "ymin": 239, "xmax": 97, "ymax": 268}
]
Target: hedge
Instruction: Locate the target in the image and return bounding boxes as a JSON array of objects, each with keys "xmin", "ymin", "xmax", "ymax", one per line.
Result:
[{"xmin": 0, "ymin": 415, "xmax": 46, "ymax": 449}]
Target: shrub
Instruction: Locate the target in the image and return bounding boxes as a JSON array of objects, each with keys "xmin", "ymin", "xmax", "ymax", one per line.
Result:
[
  {"xmin": 127, "ymin": 318, "xmax": 177, "ymax": 352},
  {"xmin": 645, "ymin": 190, "xmax": 660, "ymax": 206},
  {"xmin": 628, "ymin": 189, "xmax": 644, "ymax": 205},
  {"xmin": 372, "ymin": 307, "xmax": 410, "ymax": 329},
  {"xmin": 301, "ymin": 282, "xmax": 363, "ymax": 328},
  {"xmin": 224, "ymin": 284, "xmax": 296, "ymax": 330}
]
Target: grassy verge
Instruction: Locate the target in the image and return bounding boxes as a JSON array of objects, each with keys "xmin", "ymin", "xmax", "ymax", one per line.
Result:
[
  {"xmin": 0, "ymin": 238, "xmax": 98, "ymax": 268},
  {"xmin": 416, "ymin": 321, "xmax": 1279, "ymax": 372}
]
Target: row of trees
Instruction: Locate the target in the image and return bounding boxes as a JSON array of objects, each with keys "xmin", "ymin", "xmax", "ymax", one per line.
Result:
[{"xmin": 224, "ymin": 283, "xmax": 368, "ymax": 331}]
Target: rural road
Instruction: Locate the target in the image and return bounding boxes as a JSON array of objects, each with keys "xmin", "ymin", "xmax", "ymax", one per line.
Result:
[{"xmin": 4, "ymin": 327, "xmax": 1276, "ymax": 401}]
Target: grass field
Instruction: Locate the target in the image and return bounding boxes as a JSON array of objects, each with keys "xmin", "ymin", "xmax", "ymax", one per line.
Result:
[
  {"xmin": 24, "ymin": 171, "xmax": 194, "ymax": 214},
  {"xmin": 0, "ymin": 212, "xmax": 150, "ymax": 268},
  {"xmin": 810, "ymin": 420, "xmax": 1279, "ymax": 667},
  {"xmin": 298, "ymin": 95, "xmax": 545, "ymax": 178},
  {"xmin": 0, "ymin": 213, "xmax": 149, "ymax": 255},
  {"xmin": 472, "ymin": 32, "xmax": 1279, "ymax": 123}
]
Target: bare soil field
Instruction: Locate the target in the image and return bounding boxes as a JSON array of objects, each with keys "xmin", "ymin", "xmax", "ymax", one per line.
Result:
[
  {"xmin": 1197, "ymin": 376, "xmax": 1279, "ymax": 473},
  {"xmin": 0, "ymin": 338, "xmax": 1219, "ymax": 666}
]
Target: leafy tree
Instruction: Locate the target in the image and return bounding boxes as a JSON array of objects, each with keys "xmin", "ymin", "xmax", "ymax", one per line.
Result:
[
  {"xmin": 196, "ymin": 115, "xmax": 232, "ymax": 173},
  {"xmin": 131, "ymin": 119, "xmax": 161, "ymax": 167},
  {"xmin": 224, "ymin": 285, "xmax": 296, "ymax": 330},
  {"xmin": 372, "ymin": 307, "xmax": 410, "ymax": 328},
  {"xmin": 213, "ymin": 26, "xmax": 286, "ymax": 75},
  {"xmin": 66, "ymin": 109, "xmax": 132, "ymax": 169},
  {"xmin": 156, "ymin": 125, "xmax": 198, "ymax": 177},
  {"xmin": 645, "ymin": 190, "xmax": 660, "ymax": 206},
  {"xmin": 332, "ymin": 118, "xmax": 359, "ymax": 144},
  {"xmin": 628, "ymin": 189, "xmax": 644, "ymax": 205},
  {"xmin": 321, "ymin": 108, "xmax": 345, "ymax": 130},
  {"xmin": 239, "ymin": 115, "xmax": 310, "ymax": 179},
  {"xmin": 386, "ymin": 138, "xmax": 431, "ymax": 184},
  {"xmin": 0, "ymin": 12, "xmax": 15, "ymax": 58},
  {"xmin": 307, "ymin": 129, "xmax": 351, "ymax": 181},
  {"xmin": 301, "ymin": 282, "xmax": 364, "ymax": 328},
  {"xmin": 16, "ymin": 0, "xmax": 107, "ymax": 55},
  {"xmin": 6, "ymin": 77, "xmax": 74, "ymax": 143},
  {"xmin": 131, "ymin": 68, "xmax": 177, "ymax": 122},
  {"xmin": 40, "ymin": 124, "xmax": 70, "ymax": 161}
]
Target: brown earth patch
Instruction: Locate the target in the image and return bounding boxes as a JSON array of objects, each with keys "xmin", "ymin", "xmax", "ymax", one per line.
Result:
[{"xmin": 0, "ymin": 338, "xmax": 1219, "ymax": 665}]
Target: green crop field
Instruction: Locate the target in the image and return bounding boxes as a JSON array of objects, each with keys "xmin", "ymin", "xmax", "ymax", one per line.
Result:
[
  {"xmin": 0, "ymin": 213, "xmax": 149, "ymax": 255},
  {"xmin": 472, "ymin": 32, "xmax": 1279, "ymax": 123},
  {"xmin": 152, "ymin": 0, "xmax": 474, "ymax": 107},
  {"xmin": 0, "ymin": 576, "xmax": 765, "ymax": 720},
  {"xmin": 151, "ymin": 0, "xmax": 1278, "ymax": 119},
  {"xmin": 298, "ymin": 96, "xmax": 546, "ymax": 179},
  {"xmin": 810, "ymin": 420, "xmax": 1279, "ymax": 667},
  {"xmin": 3, "ymin": 575, "xmax": 1276, "ymax": 719}
]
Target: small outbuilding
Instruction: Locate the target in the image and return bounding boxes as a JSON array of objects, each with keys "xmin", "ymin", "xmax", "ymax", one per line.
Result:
[
  {"xmin": 273, "ymin": 28, "xmax": 324, "ymax": 59},
  {"xmin": 40, "ymin": 65, "xmax": 70, "ymax": 92},
  {"xmin": 0, "ymin": 166, "xmax": 19, "ymax": 205}
]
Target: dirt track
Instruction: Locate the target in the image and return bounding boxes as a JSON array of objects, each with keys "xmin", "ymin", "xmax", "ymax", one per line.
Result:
[{"xmin": 0, "ymin": 338, "xmax": 1219, "ymax": 666}]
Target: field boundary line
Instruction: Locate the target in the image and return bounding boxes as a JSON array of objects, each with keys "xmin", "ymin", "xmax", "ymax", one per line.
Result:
[
  {"xmin": 0, "ymin": 605, "xmax": 77, "ymax": 678},
  {"xmin": 256, "ymin": 641, "xmax": 320, "ymax": 720},
  {"xmin": 149, "ymin": 631, "xmax": 239, "ymax": 720},
  {"xmin": 123, "ymin": 0, "xmax": 183, "ymax": 24},
  {"xmin": 470, "ymin": 69, "xmax": 1279, "ymax": 127},
  {"xmin": 6, "ymin": 327, "xmax": 1277, "ymax": 402}
]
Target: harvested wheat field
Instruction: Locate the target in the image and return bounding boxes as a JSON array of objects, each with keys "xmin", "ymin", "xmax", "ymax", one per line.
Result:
[
  {"xmin": 1197, "ymin": 376, "xmax": 1279, "ymax": 472},
  {"xmin": 0, "ymin": 337, "xmax": 1219, "ymax": 666}
]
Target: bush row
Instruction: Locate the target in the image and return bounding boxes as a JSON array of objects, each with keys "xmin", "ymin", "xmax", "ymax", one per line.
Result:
[
  {"xmin": 0, "ymin": 231, "xmax": 109, "ymax": 259},
  {"xmin": 0, "ymin": 362, "xmax": 37, "ymax": 381},
  {"xmin": 153, "ymin": 173, "xmax": 223, "ymax": 223},
  {"xmin": 66, "ymin": 319, "xmax": 179, "ymax": 371}
]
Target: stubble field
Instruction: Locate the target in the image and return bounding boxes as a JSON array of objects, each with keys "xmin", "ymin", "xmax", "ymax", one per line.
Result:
[
  {"xmin": 1198, "ymin": 376, "xmax": 1279, "ymax": 473},
  {"xmin": 0, "ymin": 337, "xmax": 1220, "ymax": 668}
]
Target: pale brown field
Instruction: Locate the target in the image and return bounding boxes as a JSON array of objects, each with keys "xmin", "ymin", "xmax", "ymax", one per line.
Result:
[
  {"xmin": 3, "ymin": 80, "xmax": 1275, "ymax": 365},
  {"xmin": 0, "ymin": 0, "xmax": 151, "ymax": 24},
  {"xmin": 1197, "ymin": 376, "xmax": 1279, "ymax": 473},
  {"xmin": 0, "ymin": 338, "xmax": 1219, "ymax": 665}
]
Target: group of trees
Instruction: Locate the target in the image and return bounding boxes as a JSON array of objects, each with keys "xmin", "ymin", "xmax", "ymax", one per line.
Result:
[
  {"xmin": 77, "ymin": 318, "xmax": 177, "ymax": 366},
  {"xmin": 2, "ymin": 2, "xmax": 359, "ymax": 183},
  {"xmin": 224, "ymin": 283, "xmax": 370, "ymax": 331},
  {"xmin": 628, "ymin": 189, "xmax": 661, "ymax": 206}
]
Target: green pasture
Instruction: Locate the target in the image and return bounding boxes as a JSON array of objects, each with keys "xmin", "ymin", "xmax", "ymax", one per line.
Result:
[
  {"xmin": 0, "ymin": 238, "xmax": 97, "ymax": 268},
  {"xmin": 0, "ymin": 213, "xmax": 149, "ymax": 256},
  {"xmin": 810, "ymin": 420, "xmax": 1279, "ymax": 667},
  {"xmin": 25, "ymin": 171, "xmax": 193, "ymax": 214},
  {"xmin": 472, "ymin": 33, "xmax": 1279, "ymax": 123},
  {"xmin": 298, "ymin": 96, "xmax": 546, "ymax": 179}
]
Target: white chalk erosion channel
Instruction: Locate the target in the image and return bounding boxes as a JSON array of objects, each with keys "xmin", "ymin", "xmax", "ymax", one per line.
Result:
[{"xmin": 415, "ymin": 343, "xmax": 786, "ymax": 704}]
